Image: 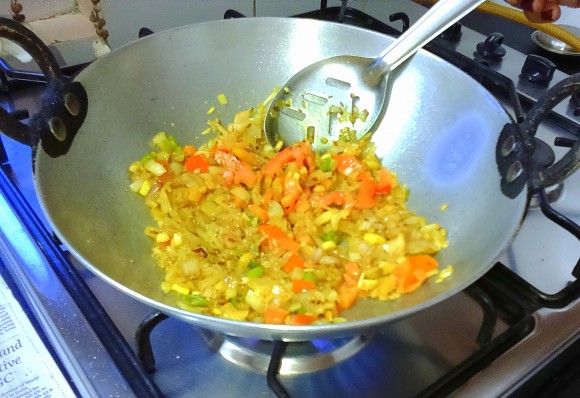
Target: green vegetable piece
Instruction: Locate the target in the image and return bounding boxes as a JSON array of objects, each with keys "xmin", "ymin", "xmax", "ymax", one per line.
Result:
[
  {"xmin": 319, "ymin": 156, "xmax": 334, "ymax": 172},
  {"xmin": 322, "ymin": 231, "xmax": 339, "ymax": 242},
  {"xmin": 141, "ymin": 153, "xmax": 155, "ymax": 164},
  {"xmin": 248, "ymin": 260, "xmax": 261, "ymax": 269},
  {"xmin": 184, "ymin": 294, "xmax": 209, "ymax": 307},
  {"xmin": 303, "ymin": 271, "xmax": 316, "ymax": 283},
  {"xmin": 247, "ymin": 265, "xmax": 265, "ymax": 278}
]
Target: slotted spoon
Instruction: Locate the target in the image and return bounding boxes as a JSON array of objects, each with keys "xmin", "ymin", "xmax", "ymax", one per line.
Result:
[{"xmin": 264, "ymin": 0, "xmax": 485, "ymax": 151}]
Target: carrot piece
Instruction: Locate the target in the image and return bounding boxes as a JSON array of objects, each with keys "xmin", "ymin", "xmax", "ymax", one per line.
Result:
[
  {"xmin": 336, "ymin": 283, "xmax": 358, "ymax": 311},
  {"xmin": 333, "ymin": 154, "xmax": 363, "ymax": 176},
  {"xmin": 258, "ymin": 225, "xmax": 300, "ymax": 252},
  {"xmin": 288, "ymin": 314, "xmax": 317, "ymax": 325},
  {"xmin": 395, "ymin": 255, "xmax": 439, "ymax": 294},
  {"xmin": 185, "ymin": 154, "xmax": 209, "ymax": 173},
  {"xmin": 284, "ymin": 254, "xmax": 305, "ymax": 273},
  {"xmin": 376, "ymin": 168, "xmax": 393, "ymax": 194},
  {"xmin": 292, "ymin": 279, "xmax": 315, "ymax": 293},
  {"xmin": 354, "ymin": 171, "xmax": 376, "ymax": 209},
  {"xmin": 264, "ymin": 306, "xmax": 289, "ymax": 324},
  {"xmin": 248, "ymin": 204, "xmax": 268, "ymax": 223},
  {"xmin": 183, "ymin": 145, "xmax": 197, "ymax": 157}
]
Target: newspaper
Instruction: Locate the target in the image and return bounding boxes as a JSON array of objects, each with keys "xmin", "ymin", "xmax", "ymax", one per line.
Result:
[{"xmin": 0, "ymin": 276, "xmax": 76, "ymax": 398}]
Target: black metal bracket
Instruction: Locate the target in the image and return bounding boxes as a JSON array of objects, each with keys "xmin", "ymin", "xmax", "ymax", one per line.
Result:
[
  {"xmin": 0, "ymin": 17, "xmax": 88, "ymax": 157},
  {"xmin": 496, "ymin": 73, "xmax": 580, "ymax": 199}
]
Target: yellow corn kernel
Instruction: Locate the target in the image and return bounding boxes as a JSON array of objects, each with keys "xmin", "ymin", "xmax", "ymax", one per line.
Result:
[
  {"xmin": 364, "ymin": 233, "xmax": 386, "ymax": 245},
  {"xmin": 171, "ymin": 283, "xmax": 190, "ymax": 295},
  {"xmin": 239, "ymin": 252, "xmax": 254, "ymax": 268},
  {"xmin": 207, "ymin": 106, "xmax": 215, "ymax": 115},
  {"xmin": 138, "ymin": 179, "xmax": 152, "ymax": 196},
  {"xmin": 217, "ymin": 94, "xmax": 228, "ymax": 105},
  {"xmin": 321, "ymin": 241, "xmax": 337, "ymax": 251},
  {"xmin": 156, "ymin": 232, "xmax": 170, "ymax": 243}
]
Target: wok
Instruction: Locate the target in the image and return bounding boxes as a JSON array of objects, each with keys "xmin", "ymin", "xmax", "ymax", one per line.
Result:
[{"xmin": 0, "ymin": 17, "xmax": 577, "ymax": 341}]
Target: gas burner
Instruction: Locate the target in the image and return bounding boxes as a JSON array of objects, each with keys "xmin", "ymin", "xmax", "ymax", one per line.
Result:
[
  {"xmin": 202, "ymin": 331, "xmax": 370, "ymax": 375},
  {"xmin": 529, "ymin": 182, "xmax": 564, "ymax": 208}
]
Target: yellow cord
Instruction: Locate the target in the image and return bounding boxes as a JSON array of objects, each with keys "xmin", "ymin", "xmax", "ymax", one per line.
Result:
[
  {"xmin": 415, "ymin": 0, "xmax": 580, "ymax": 52},
  {"xmin": 480, "ymin": 2, "xmax": 580, "ymax": 52}
]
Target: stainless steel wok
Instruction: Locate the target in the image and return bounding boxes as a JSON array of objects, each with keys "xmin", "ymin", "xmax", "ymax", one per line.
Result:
[{"xmin": 0, "ymin": 17, "xmax": 577, "ymax": 341}]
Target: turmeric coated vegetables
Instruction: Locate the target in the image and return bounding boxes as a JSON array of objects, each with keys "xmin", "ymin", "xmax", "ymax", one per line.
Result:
[{"xmin": 128, "ymin": 91, "xmax": 450, "ymax": 325}]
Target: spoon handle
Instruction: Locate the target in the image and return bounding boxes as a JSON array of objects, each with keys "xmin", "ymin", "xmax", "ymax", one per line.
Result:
[{"xmin": 364, "ymin": 0, "xmax": 485, "ymax": 86}]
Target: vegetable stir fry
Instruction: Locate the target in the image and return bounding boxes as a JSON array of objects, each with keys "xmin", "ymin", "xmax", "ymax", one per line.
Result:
[{"xmin": 128, "ymin": 93, "xmax": 449, "ymax": 325}]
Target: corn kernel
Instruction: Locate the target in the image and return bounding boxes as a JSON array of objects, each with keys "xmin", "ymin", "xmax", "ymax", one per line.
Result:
[
  {"xmin": 156, "ymin": 232, "xmax": 170, "ymax": 243},
  {"xmin": 239, "ymin": 252, "xmax": 254, "ymax": 268},
  {"xmin": 217, "ymin": 94, "xmax": 228, "ymax": 105},
  {"xmin": 207, "ymin": 106, "xmax": 215, "ymax": 115},
  {"xmin": 364, "ymin": 233, "xmax": 386, "ymax": 245},
  {"xmin": 321, "ymin": 241, "xmax": 336, "ymax": 251}
]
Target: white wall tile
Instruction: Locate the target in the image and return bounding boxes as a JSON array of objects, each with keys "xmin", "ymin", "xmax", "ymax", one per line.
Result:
[{"xmin": 99, "ymin": 0, "xmax": 254, "ymax": 50}]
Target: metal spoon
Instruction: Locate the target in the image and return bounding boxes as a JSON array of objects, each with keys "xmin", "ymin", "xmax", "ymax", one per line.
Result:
[{"xmin": 264, "ymin": 0, "xmax": 485, "ymax": 151}]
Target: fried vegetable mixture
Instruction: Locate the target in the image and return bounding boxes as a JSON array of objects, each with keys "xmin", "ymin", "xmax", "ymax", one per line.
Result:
[{"xmin": 128, "ymin": 92, "xmax": 449, "ymax": 325}]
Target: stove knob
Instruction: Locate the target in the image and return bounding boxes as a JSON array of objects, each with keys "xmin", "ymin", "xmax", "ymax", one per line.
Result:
[
  {"xmin": 520, "ymin": 54, "xmax": 556, "ymax": 85},
  {"xmin": 440, "ymin": 23, "xmax": 462, "ymax": 41},
  {"xmin": 475, "ymin": 33, "xmax": 506, "ymax": 60}
]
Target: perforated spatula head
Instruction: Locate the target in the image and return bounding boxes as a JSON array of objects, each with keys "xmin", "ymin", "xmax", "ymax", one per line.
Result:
[{"xmin": 264, "ymin": 0, "xmax": 485, "ymax": 151}]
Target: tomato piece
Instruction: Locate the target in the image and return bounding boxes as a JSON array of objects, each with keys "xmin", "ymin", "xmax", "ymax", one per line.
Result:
[
  {"xmin": 185, "ymin": 154, "xmax": 209, "ymax": 173},
  {"xmin": 354, "ymin": 171, "xmax": 376, "ymax": 209},
  {"xmin": 258, "ymin": 225, "xmax": 300, "ymax": 252}
]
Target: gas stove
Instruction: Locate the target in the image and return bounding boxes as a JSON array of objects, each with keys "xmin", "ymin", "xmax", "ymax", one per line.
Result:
[{"xmin": 0, "ymin": 1, "xmax": 579, "ymax": 397}]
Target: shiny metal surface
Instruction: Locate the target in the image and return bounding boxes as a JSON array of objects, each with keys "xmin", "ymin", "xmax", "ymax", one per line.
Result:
[
  {"xmin": 31, "ymin": 17, "xmax": 527, "ymax": 340},
  {"xmin": 531, "ymin": 25, "xmax": 580, "ymax": 56},
  {"xmin": 265, "ymin": 0, "xmax": 484, "ymax": 149}
]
